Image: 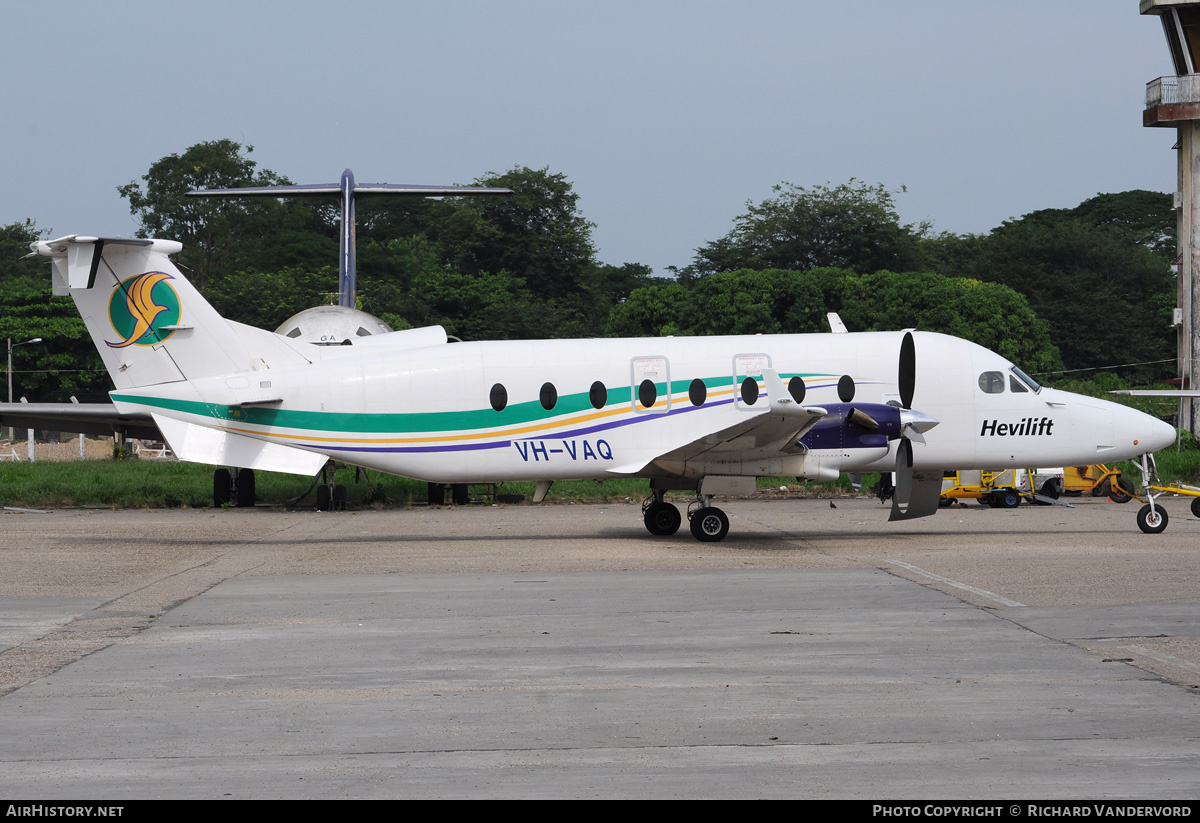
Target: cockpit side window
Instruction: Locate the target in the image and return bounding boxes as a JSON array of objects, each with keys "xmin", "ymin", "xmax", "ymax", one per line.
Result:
[
  {"xmin": 1009, "ymin": 374, "xmax": 1028, "ymax": 393},
  {"xmin": 978, "ymin": 371, "xmax": 1005, "ymax": 394},
  {"xmin": 1009, "ymin": 366, "xmax": 1041, "ymax": 393}
]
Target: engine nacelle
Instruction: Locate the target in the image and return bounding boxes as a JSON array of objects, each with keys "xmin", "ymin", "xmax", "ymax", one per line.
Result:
[{"xmin": 799, "ymin": 403, "xmax": 904, "ymax": 452}]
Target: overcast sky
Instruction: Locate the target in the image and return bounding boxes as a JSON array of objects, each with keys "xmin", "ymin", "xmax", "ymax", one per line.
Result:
[{"xmin": 0, "ymin": 1, "xmax": 1181, "ymax": 275}]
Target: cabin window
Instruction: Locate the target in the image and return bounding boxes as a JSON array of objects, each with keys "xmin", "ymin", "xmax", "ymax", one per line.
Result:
[
  {"xmin": 838, "ymin": 375, "xmax": 855, "ymax": 402},
  {"xmin": 540, "ymin": 382, "xmax": 557, "ymax": 411},
  {"xmin": 638, "ymin": 379, "xmax": 657, "ymax": 410},
  {"xmin": 489, "ymin": 383, "xmax": 507, "ymax": 412},
  {"xmin": 788, "ymin": 376, "xmax": 806, "ymax": 404},
  {"xmin": 740, "ymin": 376, "xmax": 759, "ymax": 405},
  {"xmin": 589, "ymin": 381, "xmax": 607, "ymax": 410},
  {"xmin": 688, "ymin": 378, "xmax": 707, "ymax": 406},
  {"xmin": 978, "ymin": 371, "xmax": 1005, "ymax": 394}
]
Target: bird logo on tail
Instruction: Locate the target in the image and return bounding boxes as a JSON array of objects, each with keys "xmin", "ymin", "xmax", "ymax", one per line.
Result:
[{"xmin": 106, "ymin": 271, "xmax": 181, "ymax": 348}]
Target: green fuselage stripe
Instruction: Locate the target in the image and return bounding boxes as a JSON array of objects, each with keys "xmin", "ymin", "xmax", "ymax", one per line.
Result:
[{"xmin": 113, "ymin": 372, "xmax": 828, "ymax": 433}]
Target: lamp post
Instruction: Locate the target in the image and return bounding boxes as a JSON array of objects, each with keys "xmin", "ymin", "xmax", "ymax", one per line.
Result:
[{"xmin": 6, "ymin": 337, "xmax": 42, "ymax": 442}]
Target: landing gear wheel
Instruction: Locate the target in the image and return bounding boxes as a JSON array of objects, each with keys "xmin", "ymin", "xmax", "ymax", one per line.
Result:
[
  {"xmin": 1191, "ymin": 497, "xmax": 1200, "ymax": 519},
  {"xmin": 213, "ymin": 468, "xmax": 232, "ymax": 507},
  {"xmin": 643, "ymin": 501, "xmax": 682, "ymax": 536},
  {"xmin": 236, "ymin": 468, "xmax": 256, "ymax": 508},
  {"xmin": 689, "ymin": 506, "xmax": 729, "ymax": 542},
  {"xmin": 1137, "ymin": 503, "xmax": 1168, "ymax": 534},
  {"xmin": 990, "ymin": 490, "xmax": 1020, "ymax": 509},
  {"xmin": 333, "ymin": 484, "xmax": 348, "ymax": 510},
  {"xmin": 316, "ymin": 484, "xmax": 331, "ymax": 512},
  {"xmin": 1110, "ymin": 477, "xmax": 1134, "ymax": 504},
  {"xmin": 452, "ymin": 483, "xmax": 469, "ymax": 505}
]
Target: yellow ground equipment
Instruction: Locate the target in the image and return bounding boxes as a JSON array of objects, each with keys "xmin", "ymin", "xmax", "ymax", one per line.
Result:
[
  {"xmin": 940, "ymin": 469, "xmax": 1071, "ymax": 509},
  {"xmin": 1061, "ymin": 465, "xmax": 1135, "ymax": 502}
]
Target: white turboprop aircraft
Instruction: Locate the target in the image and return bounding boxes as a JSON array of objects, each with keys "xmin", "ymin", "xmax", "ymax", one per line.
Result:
[{"xmin": 27, "ymin": 234, "xmax": 1177, "ymax": 541}]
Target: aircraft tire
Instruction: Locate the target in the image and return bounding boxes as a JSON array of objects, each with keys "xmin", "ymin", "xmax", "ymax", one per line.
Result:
[
  {"xmin": 213, "ymin": 469, "xmax": 232, "ymax": 508},
  {"xmin": 333, "ymin": 484, "xmax": 348, "ymax": 511},
  {"xmin": 1137, "ymin": 503, "xmax": 1168, "ymax": 534},
  {"xmin": 643, "ymin": 501, "xmax": 682, "ymax": 536},
  {"xmin": 1191, "ymin": 497, "xmax": 1200, "ymax": 519},
  {"xmin": 236, "ymin": 468, "xmax": 256, "ymax": 508},
  {"xmin": 690, "ymin": 507, "xmax": 729, "ymax": 542},
  {"xmin": 1110, "ymin": 477, "xmax": 1135, "ymax": 504},
  {"xmin": 316, "ymin": 484, "xmax": 331, "ymax": 512}
]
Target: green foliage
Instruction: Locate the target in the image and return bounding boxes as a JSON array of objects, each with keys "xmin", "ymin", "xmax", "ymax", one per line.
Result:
[
  {"xmin": 202, "ymin": 266, "xmax": 339, "ymax": 331},
  {"xmin": 0, "ymin": 220, "xmax": 109, "ymax": 402},
  {"xmin": 950, "ymin": 214, "xmax": 1174, "ymax": 381},
  {"xmin": 117, "ymin": 139, "xmax": 335, "ymax": 289},
  {"xmin": 606, "ymin": 282, "xmax": 690, "ymax": 337},
  {"xmin": 1010, "ymin": 190, "xmax": 1175, "ymax": 261},
  {"xmin": 685, "ymin": 180, "xmax": 930, "ymax": 278},
  {"xmin": 441, "ymin": 166, "xmax": 597, "ymax": 298},
  {"xmin": 607, "ymin": 268, "xmax": 1062, "ymax": 373},
  {"xmin": 398, "ymin": 268, "xmax": 539, "ymax": 341}
]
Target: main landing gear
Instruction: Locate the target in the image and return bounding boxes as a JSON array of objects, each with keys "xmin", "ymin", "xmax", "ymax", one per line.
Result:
[
  {"xmin": 213, "ymin": 467, "xmax": 256, "ymax": 508},
  {"xmin": 642, "ymin": 481, "xmax": 733, "ymax": 542},
  {"xmin": 688, "ymin": 500, "xmax": 730, "ymax": 542}
]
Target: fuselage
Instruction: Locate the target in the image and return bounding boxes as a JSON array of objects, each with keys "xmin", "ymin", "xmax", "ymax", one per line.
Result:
[{"xmin": 112, "ymin": 329, "xmax": 1177, "ymax": 485}]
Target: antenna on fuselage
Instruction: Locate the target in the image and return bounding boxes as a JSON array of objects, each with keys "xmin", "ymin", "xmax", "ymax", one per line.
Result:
[{"xmin": 187, "ymin": 169, "xmax": 512, "ymax": 307}]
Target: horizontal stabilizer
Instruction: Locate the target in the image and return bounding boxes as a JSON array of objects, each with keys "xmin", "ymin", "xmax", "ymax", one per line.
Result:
[
  {"xmin": 0, "ymin": 402, "xmax": 159, "ymax": 439},
  {"xmin": 152, "ymin": 414, "xmax": 328, "ymax": 476},
  {"xmin": 187, "ymin": 183, "xmax": 513, "ymax": 199}
]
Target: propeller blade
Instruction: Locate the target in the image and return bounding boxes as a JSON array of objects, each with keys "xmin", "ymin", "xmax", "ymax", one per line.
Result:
[
  {"xmin": 893, "ymin": 438, "xmax": 914, "ymax": 506},
  {"xmin": 899, "ymin": 332, "xmax": 915, "ymax": 410}
]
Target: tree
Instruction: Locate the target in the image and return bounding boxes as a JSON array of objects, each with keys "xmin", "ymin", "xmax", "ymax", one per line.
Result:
[
  {"xmin": 1005, "ymin": 191, "xmax": 1175, "ymax": 262},
  {"xmin": 606, "ymin": 268, "xmax": 1061, "ymax": 374},
  {"xmin": 685, "ymin": 180, "xmax": 930, "ymax": 278},
  {"xmin": 954, "ymin": 213, "xmax": 1174, "ymax": 381},
  {"xmin": 436, "ymin": 166, "xmax": 598, "ymax": 300},
  {"xmin": 0, "ymin": 220, "xmax": 109, "ymax": 403},
  {"xmin": 118, "ymin": 140, "xmax": 334, "ymax": 289}
]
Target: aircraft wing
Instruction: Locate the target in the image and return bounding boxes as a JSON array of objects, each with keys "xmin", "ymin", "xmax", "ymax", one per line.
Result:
[
  {"xmin": 656, "ymin": 409, "xmax": 826, "ymax": 466},
  {"xmin": 0, "ymin": 402, "xmax": 160, "ymax": 440},
  {"xmin": 613, "ymin": 370, "xmax": 827, "ymax": 473}
]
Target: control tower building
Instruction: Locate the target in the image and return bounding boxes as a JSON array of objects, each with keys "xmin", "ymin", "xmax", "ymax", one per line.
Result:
[{"xmin": 1143, "ymin": 0, "xmax": 1200, "ymax": 430}]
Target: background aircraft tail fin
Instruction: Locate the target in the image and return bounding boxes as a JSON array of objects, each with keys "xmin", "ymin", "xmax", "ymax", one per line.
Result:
[{"xmin": 31, "ymin": 235, "xmax": 255, "ymax": 389}]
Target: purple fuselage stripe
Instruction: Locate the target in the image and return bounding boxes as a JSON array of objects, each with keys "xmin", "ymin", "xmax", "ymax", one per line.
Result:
[{"xmin": 297, "ymin": 396, "xmax": 737, "ymax": 455}]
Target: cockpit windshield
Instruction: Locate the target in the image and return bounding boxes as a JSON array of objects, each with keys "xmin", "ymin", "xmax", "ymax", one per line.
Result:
[{"xmin": 1010, "ymin": 366, "xmax": 1040, "ymax": 393}]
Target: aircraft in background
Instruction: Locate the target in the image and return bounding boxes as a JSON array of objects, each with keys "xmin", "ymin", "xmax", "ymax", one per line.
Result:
[{"xmin": 23, "ymin": 234, "xmax": 1177, "ymax": 541}]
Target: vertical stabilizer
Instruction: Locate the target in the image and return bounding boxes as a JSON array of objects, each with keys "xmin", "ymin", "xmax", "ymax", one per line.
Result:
[{"xmin": 32, "ymin": 236, "xmax": 253, "ymax": 389}]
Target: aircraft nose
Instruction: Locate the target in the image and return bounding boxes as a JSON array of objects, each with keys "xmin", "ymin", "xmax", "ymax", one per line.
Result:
[{"xmin": 1142, "ymin": 414, "xmax": 1177, "ymax": 453}]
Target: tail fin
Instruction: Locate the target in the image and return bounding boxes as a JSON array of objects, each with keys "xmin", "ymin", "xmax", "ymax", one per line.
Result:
[{"xmin": 32, "ymin": 236, "xmax": 257, "ymax": 389}]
